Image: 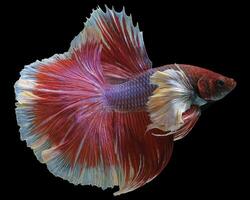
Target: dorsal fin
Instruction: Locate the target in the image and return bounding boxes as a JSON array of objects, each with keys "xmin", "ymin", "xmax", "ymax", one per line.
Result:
[{"xmin": 84, "ymin": 6, "xmax": 152, "ymax": 83}]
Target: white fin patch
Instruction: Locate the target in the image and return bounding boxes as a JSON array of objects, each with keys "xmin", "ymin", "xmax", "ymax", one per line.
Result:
[{"xmin": 147, "ymin": 65, "xmax": 194, "ymax": 132}]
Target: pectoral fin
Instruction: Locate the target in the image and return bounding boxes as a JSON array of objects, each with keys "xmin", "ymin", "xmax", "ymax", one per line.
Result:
[
  {"xmin": 147, "ymin": 66, "xmax": 194, "ymax": 133},
  {"xmin": 173, "ymin": 105, "xmax": 200, "ymax": 140}
]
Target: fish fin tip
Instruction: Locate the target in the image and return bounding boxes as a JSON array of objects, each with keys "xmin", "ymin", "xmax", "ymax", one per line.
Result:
[
  {"xmin": 173, "ymin": 106, "xmax": 200, "ymax": 141},
  {"xmin": 85, "ymin": 6, "xmax": 152, "ymax": 83}
]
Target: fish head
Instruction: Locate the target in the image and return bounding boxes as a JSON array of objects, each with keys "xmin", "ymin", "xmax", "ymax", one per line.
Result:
[{"xmin": 197, "ymin": 69, "xmax": 236, "ymax": 101}]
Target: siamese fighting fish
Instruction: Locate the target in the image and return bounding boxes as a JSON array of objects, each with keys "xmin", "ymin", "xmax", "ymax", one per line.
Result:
[{"xmin": 14, "ymin": 6, "xmax": 236, "ymax": 195}]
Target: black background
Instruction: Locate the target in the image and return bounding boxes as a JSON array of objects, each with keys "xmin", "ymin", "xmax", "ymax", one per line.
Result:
[{"xmin": 2, "ymin": 0, "xmax": 247, "ymax": 199}]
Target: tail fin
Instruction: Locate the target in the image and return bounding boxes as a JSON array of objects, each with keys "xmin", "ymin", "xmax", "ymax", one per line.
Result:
[
  {"xmin": 15, "ymin": 7, "xmax": 173, "ymax": 196},
  {"xmin": 15, "ymin": 27, "xmax": 114, "ymax": 185}
]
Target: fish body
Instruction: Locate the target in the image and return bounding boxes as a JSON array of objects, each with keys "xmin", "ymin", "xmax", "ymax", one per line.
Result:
[{"xmin": 14, "ymin": 6, "xmax": 236, "ymax": 195}]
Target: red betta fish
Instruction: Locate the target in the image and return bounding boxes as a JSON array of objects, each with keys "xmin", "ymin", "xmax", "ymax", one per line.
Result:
[{"xmin": 14, "ymin": 6, "xmax": 236, "ymax": 195}]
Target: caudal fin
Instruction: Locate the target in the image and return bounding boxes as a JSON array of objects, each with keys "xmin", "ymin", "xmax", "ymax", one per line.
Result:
[
  {"xmin": 15, "ymin": 27, "xmax": 116, "ymax": 187},
  {"xmin": 15, "ymin": 7, "xmax": 173, "ymax": 195}
]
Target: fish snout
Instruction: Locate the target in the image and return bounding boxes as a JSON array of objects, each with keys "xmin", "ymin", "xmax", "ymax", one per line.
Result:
[{"xmin": 228, "ymin": 78, "xmax": 237, "ymax": 90}]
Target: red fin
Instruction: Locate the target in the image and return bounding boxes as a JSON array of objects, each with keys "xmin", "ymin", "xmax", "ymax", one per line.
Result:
[
  {"xmin": 85, "ymin": 6, "xmax": 152, "ymax": 83},
  {"xmin": 150, "ymin": 105, "xmax": 200, "ymax": 140},
  {"xmin": 41, "ymin": 111, "xmax": 173, "ymax": 195},
  {"xmin": 15, "ymin": 26, "xmax": 172, "ymax": 194},
  {"xmin": 113, "ymin": 112, "xmax": 173, "ymax": 195},
  {"xmin": 173, "ymin": 106, "xmax": 201, "ymax": 141}
]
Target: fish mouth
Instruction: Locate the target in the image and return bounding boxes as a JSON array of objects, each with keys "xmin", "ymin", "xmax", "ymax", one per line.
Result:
[{"xmin": 229, "ymin": 78, "xmax": 237, "ymax": 91}]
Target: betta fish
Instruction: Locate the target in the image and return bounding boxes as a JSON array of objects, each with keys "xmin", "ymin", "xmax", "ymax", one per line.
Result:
[{"xmin": 14, "ymin": 6, "xmax": 236, "ymax": 195}]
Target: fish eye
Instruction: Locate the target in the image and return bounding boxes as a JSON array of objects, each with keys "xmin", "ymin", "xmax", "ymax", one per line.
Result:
[{"xmin": 216, "ymin": 79, "xmax": 225, "ymax": 87}]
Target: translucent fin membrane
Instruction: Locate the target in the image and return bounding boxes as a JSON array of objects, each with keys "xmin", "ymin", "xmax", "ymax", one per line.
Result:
[
  {"xmin": 14, "ymin": 10, "xmax": 173, "ymax": 195},
  {"xmin": 147, "ymin": 66, "xmax": 194, "ymax": 132},
  {"xmin": 85, "ymin": 6, "xmax": 152, "ymax": 83}
]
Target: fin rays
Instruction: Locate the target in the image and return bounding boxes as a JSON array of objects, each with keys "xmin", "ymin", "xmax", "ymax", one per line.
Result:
[
  {"xmin": 15, "ymin": 6, "xmax": 173, "ymax": 196},
  {"xmin": 85, "ymin": 6, "xmax": 152, "ymax": 83},
  {"xmin": 147, "ymin": 66, "xmax": 194, "ymax": 132}
]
